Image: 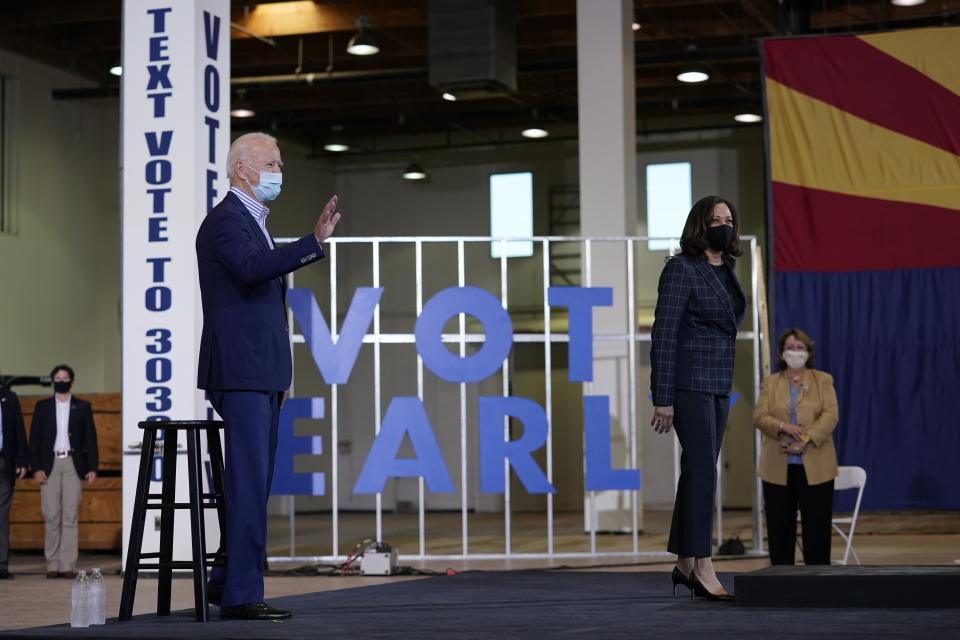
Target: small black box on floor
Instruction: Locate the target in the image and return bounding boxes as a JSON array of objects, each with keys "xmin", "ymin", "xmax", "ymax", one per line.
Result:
[{"xmin": 735, "ymin": 565, "xmax": 960, "ymax": 608}]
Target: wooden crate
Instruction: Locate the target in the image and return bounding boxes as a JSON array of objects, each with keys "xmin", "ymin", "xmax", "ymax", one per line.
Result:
[{"xmin": 10, "ymin": 392, "xmax": 122, "ymax": 551}]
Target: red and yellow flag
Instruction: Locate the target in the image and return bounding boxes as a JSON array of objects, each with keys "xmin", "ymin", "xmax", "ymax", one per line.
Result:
[{"xmin": 764, "ymin": 28, "xmax": 960, "ymax": 272}]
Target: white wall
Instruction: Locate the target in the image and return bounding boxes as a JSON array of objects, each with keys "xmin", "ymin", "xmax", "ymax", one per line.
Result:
[{"xmin": 0, "ymin": 51, "xmax": 121, "ymax": 395}]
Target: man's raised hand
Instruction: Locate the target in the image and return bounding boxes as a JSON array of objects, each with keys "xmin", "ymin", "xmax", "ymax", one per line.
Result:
[{"xmin": 314, "ymin": 195, "xmax": 341, "ymax": 243}]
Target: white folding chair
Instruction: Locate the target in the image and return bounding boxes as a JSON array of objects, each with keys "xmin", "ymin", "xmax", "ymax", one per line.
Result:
[{"xmin": 832, "ymin": 465, "xmax": 867, "ymax": 565}]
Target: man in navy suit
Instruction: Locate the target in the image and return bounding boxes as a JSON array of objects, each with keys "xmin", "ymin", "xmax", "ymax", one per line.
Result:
[
  {"xmin": 0, "ymin": 387, "xmax": 28, "ymax": 579},
  {"xmin": 196, "ymin": 132, "xmax": 341, "ymax": 621}
]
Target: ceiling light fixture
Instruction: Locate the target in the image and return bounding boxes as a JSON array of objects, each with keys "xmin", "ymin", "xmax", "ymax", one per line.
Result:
[
  {"xmin": 109, "ymin": 62, "xmax": 122, "ymax": 77},
  {"xmin": 734, "ymin": 113, "xmax": 762, "ymax": 123},
  {"xmin": 346, "ymin": 16, "xmax": 379, "ymax": 56},
  {"xmin": 632, "ymin": 22, "xmax": 641, "ymax": 31},
  {"xmin": 676, "ymin": 68, "xmax": 709, "ymax": 83},
  {"xmin": 891, "ymin": 0, "xmax": 926, "ymax": 6},
  {"xmin": 521, "ymin": 108, "xmax": 549, "ymax": 139},
  {"xmin": 442, "ymin": 92, "xmax": 457, "ymax": 102},
  {"xmin": 402, "ymin": 159, "xmax": 428, "ymax": 181},
  {"xmin": 323, "ymin": 126, "xmax": 350, "ymax": 152},
  {"xmin": 230, "ymin": 89, "xmax": 256, "ymax": 118}
]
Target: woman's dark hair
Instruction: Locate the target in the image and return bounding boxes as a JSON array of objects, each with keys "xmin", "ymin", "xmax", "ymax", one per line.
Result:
[
  {"xmin": 677, "ymin": 195, "xmax": 743, "ymax": 264},
  {"xmin": 776, "ymin": 328, "xmax": 816, "ymax": 370},
  {"xmin": 50, "ymin": 364, "xmax": 75, "ymax": 381}
]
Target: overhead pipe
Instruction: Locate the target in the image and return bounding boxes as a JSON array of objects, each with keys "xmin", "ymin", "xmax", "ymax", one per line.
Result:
[{"xmin": 230, "ymin": 66, "xmax": 426, "ymax": 87}]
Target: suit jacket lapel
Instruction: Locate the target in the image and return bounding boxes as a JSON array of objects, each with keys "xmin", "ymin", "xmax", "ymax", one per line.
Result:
[
  {"xmin": 241, "ymin": 207, "xmax": 272, "ymax": 253},
  {"xmin": 68, "ymin": 400, "xmax": 77, "ymax": 446},
  {"xmin": 694, "ymin": 259, "xmax": 736, "ymax": 325}
]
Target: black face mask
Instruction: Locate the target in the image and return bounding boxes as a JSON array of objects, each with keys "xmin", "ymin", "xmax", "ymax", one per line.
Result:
[
  {"xmin": 706, "ymin": 224, "xmax": 734, "ymax": 252},
  {"xmin": 53, "ymin": 381, "xmax": 72, "ymax": 394}
]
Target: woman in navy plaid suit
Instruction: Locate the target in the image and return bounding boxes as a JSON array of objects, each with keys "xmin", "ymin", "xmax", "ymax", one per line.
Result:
[{"xmin": 650, "ymin": 196, "xmax": 746, "ymax": 601}]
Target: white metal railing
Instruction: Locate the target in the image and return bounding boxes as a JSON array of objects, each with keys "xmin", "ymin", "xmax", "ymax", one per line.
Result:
[{"xmin": 269, "ymin": 235, "xmax": 763, "ymax": 562}]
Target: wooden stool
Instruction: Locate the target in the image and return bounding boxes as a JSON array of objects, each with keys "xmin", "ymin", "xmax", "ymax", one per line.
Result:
[{"xmin": 118, "ymin": 420, "xmax": 226, "ymax": 622}]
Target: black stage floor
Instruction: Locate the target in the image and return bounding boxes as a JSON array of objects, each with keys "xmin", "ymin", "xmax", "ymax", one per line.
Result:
[{"xmin": 2, "ymin": 571, "xmax": 958, "ymax": 640}]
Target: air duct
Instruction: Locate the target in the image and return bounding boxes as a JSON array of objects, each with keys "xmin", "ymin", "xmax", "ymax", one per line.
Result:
[{"xmin": 428, "ymin": 0, "xmax": 517, "ymax": 100}]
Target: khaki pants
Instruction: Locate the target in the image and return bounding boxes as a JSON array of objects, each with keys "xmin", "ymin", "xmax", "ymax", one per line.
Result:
[{"xmin": 40, "ymin": 457, "xmax": 82, "ymax": 573}]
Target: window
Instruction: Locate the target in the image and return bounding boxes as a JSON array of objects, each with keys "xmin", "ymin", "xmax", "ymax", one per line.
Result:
[
  {"xmin": 645, "ymin": 162, "xmax": 691, "ymax": 251},
  {"xmin": 489, "ymin": 172, "xmax": 534, "ymax": 258}
]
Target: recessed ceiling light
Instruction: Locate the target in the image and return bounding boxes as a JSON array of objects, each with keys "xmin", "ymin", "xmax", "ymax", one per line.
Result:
[
  {"xmin": 734, "ymin": 113, "xmax": 762, "ymax": 123},
  {"xmin": 323, "ymin": 142, "xmax": 350, "ymax": 152},
  {"xmin": 442, "ymin": 92, "xmax": 457, "ymax": 102},
  {"xmin": 632, "ymin": 22, "xmax": 641, "ymax": 31},
  {"xmin": 676, "ymin": 70, "xmax": 709, "ymax": 83},
  {"xmin": 891, "ymin": 0, "xmax": 925, "ymax": 6},
  {"xmin": 109, "ymin": 64, "xmax": 123, "ymax": 77},
  {"xmin": 521, "ymin": 127, "xmax": 549, "ymax": 139},
  {"xmin": 230, "ymin": 107, "xmax": 256, "ymax": 118}
]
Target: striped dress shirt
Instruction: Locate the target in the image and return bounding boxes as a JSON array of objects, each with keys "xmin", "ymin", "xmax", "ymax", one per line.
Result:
[{"xmin": 229, "ymin": 185, "xmax": 274, "ymax": 249}]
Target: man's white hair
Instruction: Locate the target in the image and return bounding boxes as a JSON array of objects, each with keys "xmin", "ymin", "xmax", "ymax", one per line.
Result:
[{"xmin": 226, "ymin": 132, "xmax": 278, "ymax": 179}]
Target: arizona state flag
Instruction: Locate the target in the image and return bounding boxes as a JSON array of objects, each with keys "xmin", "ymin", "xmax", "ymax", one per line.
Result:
[{"xmin": 764, "ymin": 28, "xmax": 960, "ymax": 509}]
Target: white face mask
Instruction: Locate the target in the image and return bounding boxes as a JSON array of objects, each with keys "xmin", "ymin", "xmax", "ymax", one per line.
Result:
[{"xmin": 783, "ymin": 350, "xmax": 809, "ymax": 369}]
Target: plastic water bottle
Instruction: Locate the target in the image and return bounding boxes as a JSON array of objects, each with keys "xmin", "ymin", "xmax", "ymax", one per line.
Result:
[
  {"xmin": 89, "ymin": 568, "xmax": 106, "ymax": 625},
  {"xmin": 70, "ymin": 570, "xmax": 90, "ymax": 628}
]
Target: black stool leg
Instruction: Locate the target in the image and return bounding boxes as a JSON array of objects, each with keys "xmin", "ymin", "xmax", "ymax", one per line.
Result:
[
  {"xmin": 206, "ymin": 427, "xmax": 227, "ymax": 567},
  {"xmin": 119, "ymin": 427, "xmax": 157, "ymax": 621},
  {"xmin": 156, "ymin": 428, "xmax": 178, "ymax": 616},
  {"xmin": 186, "ymin": 428, "xmax": 210, "ymax": 621},
  {"xmin": 206, "ymin": 428, "xmax": 227, "ymax": 534}
]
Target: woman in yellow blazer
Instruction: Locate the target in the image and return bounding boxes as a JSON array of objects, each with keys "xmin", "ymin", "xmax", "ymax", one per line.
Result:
[{"xmin": 754, "ymin": 328, "xmax": 838, "ymax": 565}]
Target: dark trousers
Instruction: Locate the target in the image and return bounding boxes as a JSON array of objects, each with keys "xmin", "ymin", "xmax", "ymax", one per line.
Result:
[
  {"xmin": 668, "ymin": 389, "xmax": 729, "ymax": 558},
  {"xmin": 207, "ymin": 390, "xmax": 281, "ymax": 607},
  {"xmin": 0, "ymin": 459, "xmax": 11, "ymax": 570},
  {"xmin": 763, "ymin": 464, "xmax": 834, "ymax": 565}
]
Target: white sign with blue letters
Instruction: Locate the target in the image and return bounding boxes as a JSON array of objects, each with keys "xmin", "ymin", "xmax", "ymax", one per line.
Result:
[
  {"xmin": 121, "ymin": 0, "xmax": 229, "ymax": 564},
  {"xmin": 272, "ymin": 285, "xmax": 641, "ymax": 496}
]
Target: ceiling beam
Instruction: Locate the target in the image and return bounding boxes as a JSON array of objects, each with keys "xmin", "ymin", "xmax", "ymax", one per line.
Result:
[
  {"xmin": 10, "ymin": 0, "xmax": 119, "ymax": 27},
  {"xmin": 738, "ymin": 0, "xmax": 780, "ymax": 35}
]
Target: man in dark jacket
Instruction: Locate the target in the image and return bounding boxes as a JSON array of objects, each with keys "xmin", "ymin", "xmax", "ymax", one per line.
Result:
[
  {"xmin": 29, "ymin": 365, "xmax": 98, "ymax": 578},
  {"xmin": 196, "ymin": 132, "xmax": 340, "ymax": 620},
  {"xmin": 0, "ymin": 387, "xmax": 28, "ymax": 579}
]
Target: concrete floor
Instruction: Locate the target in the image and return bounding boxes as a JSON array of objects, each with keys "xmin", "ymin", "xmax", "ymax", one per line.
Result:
[{"xmin": 1, "ymin": 509, "xmax": 957, "ymax": 632}]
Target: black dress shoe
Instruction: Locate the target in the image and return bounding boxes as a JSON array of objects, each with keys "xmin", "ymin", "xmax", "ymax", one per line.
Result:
[
  {"xmin": 220, "ymin": 602, "xmax": 292, "ymax": 621},
  {"xmin": 0, "ymin": 569, "xmax": 14, "ymax": 580},
  {"xmin": 207, "ymin": 582, "xmax": 223, "ymax": 606}
]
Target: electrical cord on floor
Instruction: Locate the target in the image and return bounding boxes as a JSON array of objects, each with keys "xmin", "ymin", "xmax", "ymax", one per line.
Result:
[
  {"xmin": 264, "ymin": 537, "xmax": 458, "ymax": 577},
  {"xmin": 263, "ymin": 563, "xmax": 455, "ymax": 577}
]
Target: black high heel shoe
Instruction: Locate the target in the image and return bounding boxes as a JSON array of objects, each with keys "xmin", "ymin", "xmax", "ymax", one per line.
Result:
[
  {"xmin": 689, "ymin": 572, "xmax": 735, "ymax": 601},
  {"xmin": 671, "ymin": 567, "xmax": 693, "ymax": 598}
]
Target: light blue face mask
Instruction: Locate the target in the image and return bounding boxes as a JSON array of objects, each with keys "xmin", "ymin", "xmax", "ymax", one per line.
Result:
[{"xmin": 243, "ymin": 162, "xmax": 283, "ymax": 202}]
